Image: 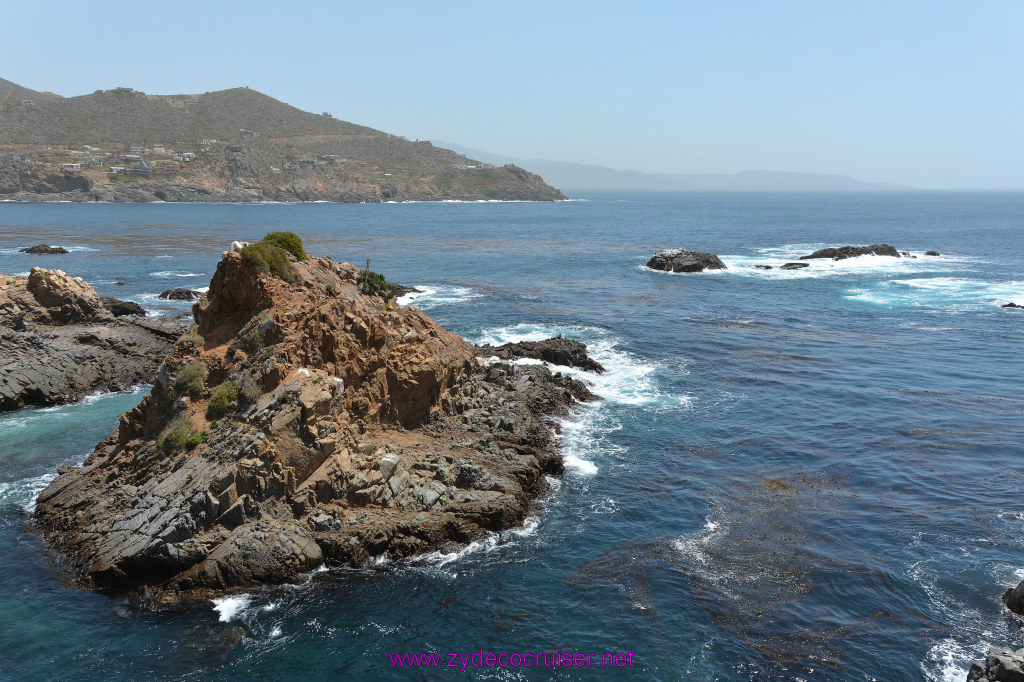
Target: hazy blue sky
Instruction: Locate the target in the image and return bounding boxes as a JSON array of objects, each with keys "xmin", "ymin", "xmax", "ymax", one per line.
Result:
[{"xmin": 3, "ymin": 1, "xmax": 1022, "ymax": 188}]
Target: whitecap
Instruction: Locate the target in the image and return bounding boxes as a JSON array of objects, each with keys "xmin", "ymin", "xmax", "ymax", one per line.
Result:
[
  {"xmin": 149, "ymin": 271, "xmax": 207, "ymax": 278},
  {"xmin": 845, "ymin": 278, "xmax": 1024, "ymax": 310},
  {"xmin": 396, "ymin": 285, "xmax": 482, "ymax": 309},
  {"xmin": 211, "ymin": 594, "xmax": 252, "ymax": 622}
]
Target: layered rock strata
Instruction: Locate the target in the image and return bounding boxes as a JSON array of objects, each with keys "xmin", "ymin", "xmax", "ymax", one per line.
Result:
[
  {"xmin": 0, "ymin": 268, "xmax": 187, "ymax": 410},
  {"xmin": 35, "ymin": 247, "xmax": 596, "ymax": 602}
]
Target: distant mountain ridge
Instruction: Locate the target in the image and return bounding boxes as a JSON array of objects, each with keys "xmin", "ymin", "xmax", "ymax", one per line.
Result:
[
  {"xmin": 0, "ymin": 77, "xmax": 62, "ymax": 105},
  {"xmin": 435, "ymin": 141, "xmax": 912, "ymax": 192},
  {"xmin": 0, "ymin": 79, "xmax": 564, "ymax": 203}
]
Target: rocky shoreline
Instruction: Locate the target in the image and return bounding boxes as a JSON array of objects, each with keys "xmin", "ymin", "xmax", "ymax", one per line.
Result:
[
  {"xmin": 0, "ymin": 267, "xmax": 187, "ymax": 410},
  {"xmin": 34, "ymin": 235, "xmax": 599, "ymax": 604}
]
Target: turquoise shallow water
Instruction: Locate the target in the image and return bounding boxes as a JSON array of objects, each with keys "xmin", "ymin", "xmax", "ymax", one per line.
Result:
[{"xmin": 1, "ymin": 192, "xmax": 1023, "ymax": 680}]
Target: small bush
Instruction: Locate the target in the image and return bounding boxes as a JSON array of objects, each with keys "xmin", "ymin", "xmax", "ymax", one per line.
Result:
[
  {"xmin": 174, "ymin": 362, "xmax": 205, "ymax": 398},
  {"xmin": 237, "ymin": 373, "xmax": 261, "ymax": 405},
  {"xmin": 261, "ymin": 231, "xmax": 306, "ymax": 260},
  {"xmin": 186, "ymin": 430, "xmax": 208, "ymax": 449},
  {"xmin": 357, "ymin": 269, "xmax": 390, "ymax": 298},
  {"xmin": 241, "ymin": 242, "xmax": 299, "ymax": 282},
  {"xmin": 206, "ymin": 380, "xmax": 240, "ymax": 420},
  {"xmin": 158, "ymin": 416, "xmax": 194, "ymax": 457}
]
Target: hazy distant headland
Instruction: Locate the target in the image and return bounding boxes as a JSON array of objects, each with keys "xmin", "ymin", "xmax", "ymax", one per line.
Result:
[
  {"xmin": 0, "ymin": 78, "xmax": 564, "ymax": 203},
  {"xmin": 436, "ymin": 140, "xmax": 913, "ymax": 192}
]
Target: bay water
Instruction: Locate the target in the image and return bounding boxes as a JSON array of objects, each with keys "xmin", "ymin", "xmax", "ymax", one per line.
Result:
[{"xmin": 1, "ymin": 192, "xmax": 1022, "ymax": 680}]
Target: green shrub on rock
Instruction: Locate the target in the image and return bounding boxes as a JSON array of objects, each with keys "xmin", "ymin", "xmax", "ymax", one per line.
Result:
[
  {"xmin": 240, "ymin": 242, "xmax": 299, "ymax": 283},
  {"xmin": 174, "ymin": 362, "xmax": 205, "ymax": 398},
  {"xmin": 357, "ymin": 269, "xmax": 391, "ymax": 298},
  {"xmin": 158, "ymin": 416, "xmax": 194, "ymax": 457},
  {"xmin": 261, "ymin": 231, "xmax": 306, "ymax": 261},
  {"xmin": 186, "ymin": 430, "xmax": 208, "ymax": 449},
  {"xmin": 206, "ymin": 380, "xmax": 239, "ymax": 420}
]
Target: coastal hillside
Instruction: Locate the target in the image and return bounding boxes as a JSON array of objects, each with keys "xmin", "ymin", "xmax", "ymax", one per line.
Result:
[{"xmin": 0, "ymin": 80, "xmax": 564, "ymax": 202}]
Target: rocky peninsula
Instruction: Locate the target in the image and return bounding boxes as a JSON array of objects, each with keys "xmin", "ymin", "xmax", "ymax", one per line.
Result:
[
  {"xmin": 0, "ymin": 267, "xmax": 187, "ymax": 410},
  {"xmin": 35, "ymin": 234, "xmax": 597, "ymax": 602}
]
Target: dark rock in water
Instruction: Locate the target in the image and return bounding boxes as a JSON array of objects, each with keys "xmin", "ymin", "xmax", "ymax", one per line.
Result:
[
  {"xmin": 780, "ymin": 262, "xmax": 810, "ymax": 270},
  {"xmin": 755, "ymin": 265, "xmax": 773, "ymax": 270},
  {"xmin": 966, "ymin": 645, "xmax": 1024, "ymax": 681},
  {"xmin": 19, "ymin": 244, "xmax": 69, "ymax": 254},
  {"xmin": 800, "ymin": 244, "xmax": 900, "ymax": 260},
  {"xmin": 899, "ymin": 251, "xmax": 917, "ymax": 258},
  {"xmin": 646, "ymin": 248, "xmax": 726, "ymax": 273},
  {"xmin": 1004, "ymin": 580, "xmax": 1024, "ymax": 614},
  {"xmin": 387, "ymin": 282, "xmax": 421, "ymax": 298},
  {"xmin": 1001, "ymin": 302, "xmax": 1023, "ymax": 310},
  {"xmin": 925, "ymin": 250, "xmax": 941, "ymax": 256},
  {"xmin": 478, "ymin": 336, "xmax": 605, "ymax": 373},
  {"xmin": 159, "ymin": 288, "xmax": 202, "ymax": 301},
  {"xmin": 0, "ymin": 268, "xmax": 187, "ymax": 411},
  {"xmin": 115, "ymin": 281, "xmax": 126, "ymax": 286},
  {"xmin": 100, "ymin": 297, "xmax": 146, "ymax": 317}
]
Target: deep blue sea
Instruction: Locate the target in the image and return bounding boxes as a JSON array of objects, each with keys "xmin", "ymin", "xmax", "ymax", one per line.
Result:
[{"xmin": 1, "ymin": 193, "xmax": 1022, "ymax": 681}]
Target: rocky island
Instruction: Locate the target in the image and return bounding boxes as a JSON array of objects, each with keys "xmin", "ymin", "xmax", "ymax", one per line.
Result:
[
  {"xmin": 0, "ymin": 81, "xmax": 564, "ymax": 203},
  {"xmin": 646, "ymin": 248, "xmax": 727, "ymax": 273},
  {"xmin": 0, "ymin": 267, "xmax": 187, "ymax": 410},
  {"xmin": 34, "ymin": 233, "xmax": 598, "ymax": 602}
]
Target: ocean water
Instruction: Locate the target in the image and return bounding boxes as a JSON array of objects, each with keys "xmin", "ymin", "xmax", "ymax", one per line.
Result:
[{"xmin": 0, "ymin": 192, "xmax": 1022, "ymax": 680}]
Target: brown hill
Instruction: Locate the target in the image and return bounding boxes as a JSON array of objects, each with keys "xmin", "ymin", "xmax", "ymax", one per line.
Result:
[
  {"xmin": 0, "ymin": 79, "xmax": 565, "ymax": 201},
  {"xmin": 0, "ymin": 77, "xmax": 62, "ymax": 105}
]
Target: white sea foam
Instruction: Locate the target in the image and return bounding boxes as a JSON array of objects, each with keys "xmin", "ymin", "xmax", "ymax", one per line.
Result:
[
  {"xmin": 149, "ymin": 271, "xmax": 207, "ymax": 278},
  {"xmin": 406, "ymin": 515, "xmax": 542, "ymax": 573},
  {"xmin": 212, "ymin": 594, "xmax": 252, "ymax": 622},
  {"xmin": 0, "ymin": 471, "xmax": 57, "ymax": 513},
  {"xmin": 396, "ymin": 285, "xmax": 482, "ymax": 309},
  {"xmin": 845, "ymin": 278, "xmax": 1024, "ymax": 310}
]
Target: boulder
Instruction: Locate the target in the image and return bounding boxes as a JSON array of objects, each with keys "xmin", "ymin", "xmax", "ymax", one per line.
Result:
[
  {"xmin": 966, "ymin": 645, "xmax": 1024, "ymax": 681},
  {"xmin": 780, "ymin": 262, "xmax": 810, "ymax": 270},
  {"xmin": 100, "ymin": 297, "xmax": 146, "ymax": 317},
  {"xmin": 159, "ymin": 288, "xmax": 203, "ymax": 301},
  {"xmin": 26, "ymin": 267, "xmax": 106, "ymax": 323},
  {"xmin": 646, "ymin": 248, "xmax": 726, "ymax": 273},
  {"xmin": 925, "ymin": 250, "xmax": 941, "ymax": 256},
  {"xmin": 755, "ymin": 265, "xmax": 773, "ymax": 270},
  {"xmin": 799, "ymin": 244, "xmax": 900, "ymax": 260},
  {"xmin": 19, "ymin": 244, "xmax": 69, "ymax": 254},
  {"xmin": 1001, "ymin": 303, "xmax": 1023, "ymax": 310}
]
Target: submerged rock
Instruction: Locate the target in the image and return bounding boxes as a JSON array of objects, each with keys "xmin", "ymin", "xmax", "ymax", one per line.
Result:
[
  {"xmin": 19, "ymin": 244, "xmax": 69, "ymax": 254},
  {"xmin": 1001, "ymin": 302, "xmax": 1023, "ymax": 310},
  {"xmin": 799, "ymin": 244, "xmax": 900, "ymax": 260},
  {"xmin": 0, "ymin": 268, "xmax": 187, "ymax": 410},
  {"xmin": 159, "ymin": 288, "xmax": 203, "ymax": 301},
  {"xmin": 646, "ymin": 248, "xmax": 726, "ymax": 273},
  {"xmin": 925, "ymin": 250, "xmax": 941, "ymax": 256},
  {"xmin": 780, "ymin": 262, "xmax": 810, "ymax": 270},
  {"xmin": 35, "ymin": 238, "xmax": 598, "ymax": 602}
]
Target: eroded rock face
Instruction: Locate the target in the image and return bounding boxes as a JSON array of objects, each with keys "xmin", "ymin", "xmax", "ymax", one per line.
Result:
[
  {"xmin": 799, "ymin": 244, "xmax": 900, "ymax": 260},
  {"xmin": 646, "ymin": 248, "xmax": 727, "ymax": 273},
  {"xmin": 0, "ymin": 269, "xmax": 187, "ymax": 410},
  {"xmin": 35, "ymin": 248, "xmax": 598, "ymax": 601}
]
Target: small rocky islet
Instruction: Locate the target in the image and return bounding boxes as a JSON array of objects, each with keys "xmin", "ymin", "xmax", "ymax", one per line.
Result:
[
  {"xmin": 33, "ymin": 233, "xmax": 600, "ymax": 604},
  {"xmin": 645, "ymin": 243, "xmax": 946, "ymax": 273}
]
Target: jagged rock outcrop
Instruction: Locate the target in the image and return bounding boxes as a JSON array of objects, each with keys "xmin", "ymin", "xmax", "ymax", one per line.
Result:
[
  {"xmin": 35, "ymin": 240, "xmax": 598, "ymax": 602},
  {"xmin": 646, "ymin": 248, "xmax": 727, "ymax": 273},
  {"xmin": 1002, "ymin": 302, "xmax": 1023, "ymax": 310},
  {"xmin": 967, "ymin": 646, "xmax": 1024, "ymax": 681},
  {"xmin": 159, "ymin": 288, "xmax": 202, "ymax": 301},
  {"xmin": 478, "ymin": 336, "xmax": 606, "ymax": 374},
  {"xmin": 19, "ymin": 244, "xmax": 69, "ymax": 254},
  {"xmin": 0, "ymin": 268, "xmax": 187, "ymax": 410},
  {"xmin": 799, "ymin": 244, "xmax": 900, "ymax": 260}
]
